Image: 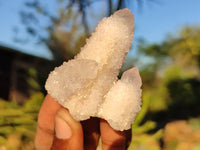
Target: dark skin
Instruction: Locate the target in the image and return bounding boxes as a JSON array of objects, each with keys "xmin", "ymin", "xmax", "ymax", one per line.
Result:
[{"xmin": 35, "ymin": 94, "xmax": 131, "ymax": 150}]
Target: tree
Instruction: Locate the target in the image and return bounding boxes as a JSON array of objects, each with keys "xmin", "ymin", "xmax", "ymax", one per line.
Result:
[
  {"xmin": 137, "ymin": 25, "xmax": 200, "ymax": 122},
  {"xmin": 17, "ymin": 0, "xmax": 156, "ymax": 65},
  {"xmin": 138, "ymin": 26, "xmax": 200, "ymax": 80}
]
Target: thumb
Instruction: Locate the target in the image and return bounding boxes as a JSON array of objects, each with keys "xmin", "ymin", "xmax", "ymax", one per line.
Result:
[{"xmin": 51, "ymin": 108, "xmax": 84, "ymax": 150}]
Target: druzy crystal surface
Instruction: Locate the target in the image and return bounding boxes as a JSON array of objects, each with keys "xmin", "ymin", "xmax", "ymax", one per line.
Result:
[{"xmin": 45, "ymin": 8, "xmax": 142, "ymax": 131}]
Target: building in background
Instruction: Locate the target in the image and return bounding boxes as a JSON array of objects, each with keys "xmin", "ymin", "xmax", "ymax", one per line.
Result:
[{"xmin": 0, "ymin": 45, "xmax": 53, "ymax": 104}]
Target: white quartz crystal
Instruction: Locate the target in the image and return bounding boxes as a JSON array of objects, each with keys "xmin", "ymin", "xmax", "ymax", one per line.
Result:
[
  {"xmin": 98, "ymin": 68, "xmax": 142, "ymax": 130},
  {"xmin": 45, "ymin": 8, "xmax": 142, "ymax": 131}
]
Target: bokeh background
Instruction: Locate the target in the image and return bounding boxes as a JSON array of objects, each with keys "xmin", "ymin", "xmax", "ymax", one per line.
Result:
[{"xmin": 0, "ymin": 0, "xmax": 200, "ymax": 149}]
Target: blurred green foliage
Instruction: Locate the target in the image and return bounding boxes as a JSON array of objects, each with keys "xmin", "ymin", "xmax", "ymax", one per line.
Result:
[
  {"xmin": 1, "ymin": 23, "xmax": 200, "ymax": 150},
  {"xmin": 127, "ymin": 25, "xmax": 200, "ymax": 150},
  {"xmin": 0, "ymin": 93, "xmax": 44, "ymax": 150},
  {"xmin": 2, "ymin": 0, "xmax": 198, "ymax": 149},
  {"xmin": 26, "ymin": 68, "xmax": 41, "ymax": 91}
]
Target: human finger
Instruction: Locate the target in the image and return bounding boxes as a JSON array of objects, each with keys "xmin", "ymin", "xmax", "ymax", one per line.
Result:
[
  {"xmin": 35, "ymin": 94, "xmax": 62, "ymax": 150},
  {"xmin": 100, "ymin": 119, "xmax": 127, "ymax": 150},
  {"xmin": 81, "ymin": 117, "xmax": 100, "ymax": 150},
  {"xmin": 51, "ymin": 108, "xmax": 84, "ymax": 150}
]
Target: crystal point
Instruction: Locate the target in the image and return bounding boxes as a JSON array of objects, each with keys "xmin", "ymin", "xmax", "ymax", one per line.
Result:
[{"xmin": 45, "ymin": 8, "xmax": 142, "ymax": 131}]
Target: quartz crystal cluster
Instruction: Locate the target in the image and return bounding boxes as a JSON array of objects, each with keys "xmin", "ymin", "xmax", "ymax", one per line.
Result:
[{"xmin": 45, "ymin": 8, "xmax": 142, "ymax": 131}]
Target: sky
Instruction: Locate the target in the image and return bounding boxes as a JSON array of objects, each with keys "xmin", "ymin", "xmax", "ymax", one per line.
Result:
[{"xmin": 0, "ymin": 0, "xmax": 200, "ymax": 59}]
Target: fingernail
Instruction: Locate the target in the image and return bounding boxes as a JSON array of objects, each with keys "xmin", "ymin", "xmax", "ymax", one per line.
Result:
[{"xmin": 55, "ymin": 117, "xmax": 72, "ymax": 139}]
